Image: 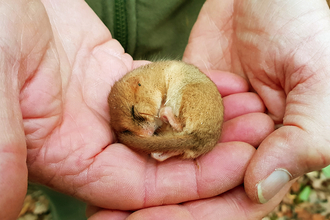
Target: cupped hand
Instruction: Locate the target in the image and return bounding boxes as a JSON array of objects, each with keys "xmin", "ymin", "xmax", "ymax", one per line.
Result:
[
  {"xmin": 0, "ymin": 0, "xmax": 274, "ymax": 218},
  {"xmin": 86, "ymin": 68, "xmax": 280, "ymax": 220},
  {"xmin": 87, "ymin": 185, "xmax": 291, "ymax": 220},
  {"xmin": 184, "ymin": 0, "xmax": 330, "ymax": 206}
]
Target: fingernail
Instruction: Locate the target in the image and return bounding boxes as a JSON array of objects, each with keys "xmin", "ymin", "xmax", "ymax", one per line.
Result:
[{"xmin": 257, "ymin": 168, "xmax": 292, "ymax": 203}]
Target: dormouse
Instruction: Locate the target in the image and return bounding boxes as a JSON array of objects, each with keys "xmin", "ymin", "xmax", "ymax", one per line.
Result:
[{"xmin": 108, "ymin": 60, "xmax": 224, "ymax": 161}]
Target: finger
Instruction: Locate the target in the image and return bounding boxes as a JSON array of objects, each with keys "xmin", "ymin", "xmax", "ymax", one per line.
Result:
[
  {"xmin": 0, "ymin": 88, "xmax": 27, "ymax": 219},
  {"xmin": 126, "ymin": 184, "xmax": 293, "ymax": 220},
  {"xmin": 221, "ymin": 113, "xmax": 274, "ymax": 147},
  {"xmin": 0, "ymin": 1, "xmax": 31, "ymax": 219},
  {"xmin": 205, "ymin": 70, "xmax": 249, "ymax": 97},
  {"xmin": 223, "ymin": 92, "xmax": 265, "ymax": 121},
  {"xmin": 78, "ymin": 141, "xmax": 255, "ymax": 210},
  {"xmin": 244, "ymin": 22, "xmax": 330, "ymax": 203},
  {"xmin": 244, "ymin": 81, "xmax": 330, "ymax": 203},
  {"xmin": 245, "ymin": 125, "xmax": 330, "ymax": 204},
  {"xmin": 132, "ymin": 60, "xmax": 151, "ymax": 69},
  {"xmin": 87, "ymin": 206, "xmax": 131, "ymax": 220},
  {"xmin": 182, "ymin": 0, "xmax": 236, "ymax": 73}
]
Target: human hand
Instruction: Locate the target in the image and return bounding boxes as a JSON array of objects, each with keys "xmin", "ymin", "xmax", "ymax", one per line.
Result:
[
  {"xmin": 184, "ymin": 0, "xmax": 330, "ymax": 208},
  {"xmin": 86, "ymin": 69, "xmax": 285, "ymax": 220},
  {"xmin": 0, "ymin": 0, "xmax": 274, "ymax": 219},
  {"xmin": 0, "ymin": 0, "xmax": 135, "ymax": 218}
]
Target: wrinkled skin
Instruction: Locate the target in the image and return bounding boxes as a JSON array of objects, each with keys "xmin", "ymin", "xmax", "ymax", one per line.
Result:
[
  {"xmin": 90, "ymin": 0, "xmax": 330, "ymax": 219},
  {"xmin": 1, "ymin": 0, "xmax": 328, "ymax": 220},
  {"xmin": 115, "ymin": 0, "xmax": 330, "ymax": 219},
  {"xmin": 0, "ymin": 0, "xmax": 272, "ymax": 219},
  {"xmin": 184, "ymin": 0, "xmax": 330, "ymax": 203}
]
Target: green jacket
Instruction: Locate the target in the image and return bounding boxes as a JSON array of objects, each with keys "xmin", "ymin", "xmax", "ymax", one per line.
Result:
[{"xmin": 85, "ymin": 0, "xmax": 205, "ymax": 60}]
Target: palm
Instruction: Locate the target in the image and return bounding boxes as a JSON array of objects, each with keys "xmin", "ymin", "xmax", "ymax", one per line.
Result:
[
  {"xmin": 154, "ymin": 0, "xmax": 330, "ymax": 219},
  {"xmin": 4, "ymin": 0, "xmax": 276, "ymax": 217},
  {"xmin": 184, "ymin": 0, "xmax": 330, "ymax": 121},
  {"xmin": 22, "ymin": 0, "xmax": 146, "ymax": 209}
]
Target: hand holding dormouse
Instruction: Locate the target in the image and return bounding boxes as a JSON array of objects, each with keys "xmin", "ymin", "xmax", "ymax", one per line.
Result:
[
  {"xmin": 0, "ymin": 0, "xmax": 300, "ymax": 219},
  {"xmin": 108, "ymin": 61, "xmax": 224, "ymax": 161}
]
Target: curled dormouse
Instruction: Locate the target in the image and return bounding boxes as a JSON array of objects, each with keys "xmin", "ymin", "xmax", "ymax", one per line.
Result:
[{"xmin": 108, "ymin": 61, "xmax": 224, "ymax": 161}]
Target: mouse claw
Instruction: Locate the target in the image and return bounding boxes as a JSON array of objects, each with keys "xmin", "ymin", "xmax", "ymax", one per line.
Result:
[{"xmin": 151, "ymin": 152, "xmax": 182, "ymax": 161}]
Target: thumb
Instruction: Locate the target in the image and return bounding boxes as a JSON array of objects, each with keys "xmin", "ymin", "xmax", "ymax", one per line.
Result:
[
  {"xmin": 244, "ymin": 37, "xmax": 330, "ymax": 203},
  {"xmin": 0, "ymin": 80, "xmax": 28, "ymax": 219},
  {"xmin": 0, "ymin": 62, "xmax": 29, "ymax": 219},
  {"xmin": 245, "ymin": 123, "xmax": 330, "ymax": 203}
]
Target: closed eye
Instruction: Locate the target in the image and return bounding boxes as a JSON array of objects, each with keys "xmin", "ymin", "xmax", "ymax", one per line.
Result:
[
  {"xmin": 131, "ymin": 105, "xmax": 146, "ymax": 122},
  {"xmin": 122, "ymin": 130, "xmax": 132, "ymax": 134}
]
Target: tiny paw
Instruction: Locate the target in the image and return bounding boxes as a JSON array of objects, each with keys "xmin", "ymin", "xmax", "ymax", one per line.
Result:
[{"xmin": 151, "ymin": 151, "xmax": 182, "ymax": 161}]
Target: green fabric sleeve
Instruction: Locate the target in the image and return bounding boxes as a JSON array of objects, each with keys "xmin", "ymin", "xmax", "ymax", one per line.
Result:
[{"xmin": 85, "ymin": 0, "xmax": 205, "ymax": 60}]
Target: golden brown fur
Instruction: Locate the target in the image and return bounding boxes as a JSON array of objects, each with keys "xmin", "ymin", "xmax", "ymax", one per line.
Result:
[{"xmin": 108, "ymin": 61, "xmax": 224, "ymax": 161}]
